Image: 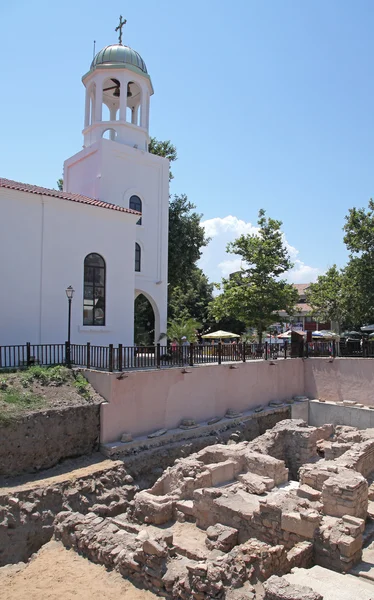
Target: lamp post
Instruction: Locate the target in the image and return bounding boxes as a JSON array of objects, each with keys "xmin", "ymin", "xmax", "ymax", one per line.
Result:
[{"xmin": 65, "ymin": 286, "xmax": 75, "ymax": 344}]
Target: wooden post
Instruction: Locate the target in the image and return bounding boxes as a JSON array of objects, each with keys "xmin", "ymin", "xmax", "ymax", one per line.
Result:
[
  {"xmin": 65, "ymin": 341, "xmax": 71, "ymax": 368},
  {"xmin": 156, "ymin": 343, "xmax": 161, "ymax": 368},
  {"xmin": 86, "ymin": 342, "xmax": 91, "ymax": 369},
  {"xmin": 218, "ymin": 342, "xmax": 222, "ymax": 365},
  {"xmin": 242, "ymin": 342, "xmax": 246, "ymax": 363},
  {"xmin": 26, "ymin": 342, "xmax": 31, "ymax": 367},
  {"xmin": 118, "ymin": 344, "xmax": 123, "ymax": 371},
  {"xmin": 189, "ymin": 342, "xmax": 194, "ymax": 367},
  {"xmin": 109, "ymin": 344, "xmax": 114, "ymax": 372}
]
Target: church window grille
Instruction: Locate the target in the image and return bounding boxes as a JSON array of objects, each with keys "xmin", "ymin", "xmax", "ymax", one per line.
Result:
[
  {"xmin": 130, "ymin": 195, "xmax": 142, "ymax": 225},
  {"xmin": 135, "ymin": 243, "xmax": 141, "ymax": 272},
  {"xmin": 83, "ymin": 253, "xmax": 106, "ymax": 326}
]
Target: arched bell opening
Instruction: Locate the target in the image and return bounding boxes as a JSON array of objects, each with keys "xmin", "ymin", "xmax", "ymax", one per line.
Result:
[
  {"xmin": 127, "ymin": 81, "xmax": 142, "ymax": 126},
  {"xmin": 102, "ymin": 77, "xmax": 120, "ymax": 122}
]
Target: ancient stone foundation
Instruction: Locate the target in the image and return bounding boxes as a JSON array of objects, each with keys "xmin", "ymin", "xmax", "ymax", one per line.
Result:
[
  {"xmin": 5, "ymin": 417, "xmax": 374, "ymax": 598},
  {"xmin": 50, "ymin": 419, "xmax": 374, "ymax": 598}
]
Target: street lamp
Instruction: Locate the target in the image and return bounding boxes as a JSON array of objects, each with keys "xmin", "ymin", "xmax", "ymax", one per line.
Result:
[{"xmin": 65, "ymin": 286, "xmax": 75, "ymax": 345}]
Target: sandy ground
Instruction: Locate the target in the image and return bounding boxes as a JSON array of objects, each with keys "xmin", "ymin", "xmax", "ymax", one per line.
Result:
[{"xmin": 0, "ymin": 540, "xmax": 158, "ymax": 600}]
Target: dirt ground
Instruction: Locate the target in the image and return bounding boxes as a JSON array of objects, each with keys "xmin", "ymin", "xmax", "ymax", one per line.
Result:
[{"xmin": 0, "ymin": 540, "xmax": 158, "ymax": 600}]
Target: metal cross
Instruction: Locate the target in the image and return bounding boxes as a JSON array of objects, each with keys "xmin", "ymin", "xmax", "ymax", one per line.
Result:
[{"xmin": 115, "ymin": 15, "xmax": 127, "ymax": 45}]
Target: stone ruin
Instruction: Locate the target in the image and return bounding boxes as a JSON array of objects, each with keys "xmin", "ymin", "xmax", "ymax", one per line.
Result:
[{"xmin": 54, "ymin": 419, "xmax": 374, "ymax": 599}]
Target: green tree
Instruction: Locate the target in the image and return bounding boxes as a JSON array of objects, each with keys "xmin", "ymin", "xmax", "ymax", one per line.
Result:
[
  {"xmin": 167, "ymin": 317, "xmax": 201, "ymax": 344},
  {"xmin": 168, "ymin": 268, "xmax": 213, "ymax": 325},
  {"xmin": 305, "ymin": 265, "xmax": 345, "ymax": 332},
  {"xmin": 342, "ymin": 199, "xmax": 374, "ymax": 327},
  {"xmin": 149, "ymin": 138, "xmax": 212, "ymax": 327},
  {"xmin": 210, "ymin": 209, "xmax": 298, "ymax": 342},
  {"xmin": 57, "ymin": 178, "xmax": 63, "ymax": 191},
  {"xmin": 168, "ymin": 194, "xmax": 210, "ymax": 291}
]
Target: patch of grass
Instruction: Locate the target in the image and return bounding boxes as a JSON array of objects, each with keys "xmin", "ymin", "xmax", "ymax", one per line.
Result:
[
  {"xmin": 73, "ymin": 372, "xmax": 91, "ymax": 399},
  {"xmin": 0, "ymin": 388, "xmax": 46, "ymax": 425},
  {"xmin": 21, "ymin": 365, "xmax": 71, "ymax": 387}
]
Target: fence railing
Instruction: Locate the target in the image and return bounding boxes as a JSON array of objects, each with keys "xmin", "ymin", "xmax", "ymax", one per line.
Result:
[{"xmin": 1, "ymin": 340, "xmax": 374, "ymax": 372}]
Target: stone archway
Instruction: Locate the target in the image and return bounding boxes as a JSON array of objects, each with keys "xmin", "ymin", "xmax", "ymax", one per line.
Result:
[{"xmin": 134, "ymin": 291, "xmax": 161, "ymax": 346}]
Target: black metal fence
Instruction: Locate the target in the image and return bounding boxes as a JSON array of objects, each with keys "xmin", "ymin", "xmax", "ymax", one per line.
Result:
[{"xmin": 1, "ymin": 340, "xmax": 374, "ymax": 372}]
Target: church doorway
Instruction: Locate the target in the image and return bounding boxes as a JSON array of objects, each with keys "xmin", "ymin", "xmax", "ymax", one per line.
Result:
[{"xmin": 134, "ymin": 294, "xmax": 155, "ymax": 346}]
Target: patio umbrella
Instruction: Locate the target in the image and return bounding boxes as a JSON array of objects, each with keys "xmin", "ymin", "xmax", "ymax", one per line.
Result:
[
  {"xmin": 277, "ymin": 330, "xmax": 292, "ymax": 339},
  {"xmin": 312, "ymin": 330, "xmax": 339, "ymax": 339},
  {"xmin": 341, "ymin": 331, "xmax": 362, "ymax": 337},
  {"xmin": 361, "ymin": 325, "xmax": 374, "ymax": 332},
  {"xmin": 201, "ymin": 330, "xmax": 240, "ymax": 339}
]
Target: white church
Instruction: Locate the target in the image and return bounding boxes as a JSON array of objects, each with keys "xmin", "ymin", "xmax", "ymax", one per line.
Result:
[{"xmin": 0, "ymin": 28, "xmax": 169, "ymax": 348}]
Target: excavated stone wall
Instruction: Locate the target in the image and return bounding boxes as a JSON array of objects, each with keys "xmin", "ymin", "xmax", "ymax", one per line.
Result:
[
  {"xmin": 0, "ymin": 404, "xmax": 100, "ymax": 477},
  {"xmin": 0, "ymin": 460, "xmax": 135, "ymax": 566}
]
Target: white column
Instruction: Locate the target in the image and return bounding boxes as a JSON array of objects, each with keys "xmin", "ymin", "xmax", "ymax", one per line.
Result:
[
  {"xmin": 131, "ymin": 104, "xmax": 139, "ymax": 125},
  {"xmin": 109, "ymin": 107, "xmax": 117, "ymax": 122},
  {"xmin": 140, "ymin": 89, "xmax": 148, "ymax": 128},
  {"xmin": 119, "ymin": 75, "xmax": 129, "ymax": 121},
  {"xmin": 84, "ymin": 88, "xmax": 90, "ymax": 128},
  {"xmin": 94, "ymin": 82, "xmax": 103, "ymax": 122}
]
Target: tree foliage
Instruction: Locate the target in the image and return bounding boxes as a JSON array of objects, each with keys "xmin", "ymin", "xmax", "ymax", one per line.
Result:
[
  {"xmin": 167, "ymin": 317, "xmax": 201, "ymax": 344},
  {"xmin": 57, "ymin": 178, "xmax": 63, "ymax": 191},
  {"xmin": 306, "ymin": 199, "xmax": 374, "ymax": 331},
  {"xmin": 149, "ymin": 138, "xmax": 213, "ymax": 327},
  {"xmin": 305, "ymin": 265, "xmax": 345, "ymax": 331},
  {"xmin": 210, "ymin": 210, "xmax": 298, "ymax": 341},
  {"xmin": 341, "ymin": 199, "xmax": 374, "ymax": 327},
  {"xmin": 168, "ymin": 194, "xmax": 210, "ymax": 291}
]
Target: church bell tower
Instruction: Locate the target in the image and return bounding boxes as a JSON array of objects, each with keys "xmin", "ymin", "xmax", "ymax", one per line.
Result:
[{"xmin": 63, "ymin": 18, "xmax": 169, "ymax": 345}]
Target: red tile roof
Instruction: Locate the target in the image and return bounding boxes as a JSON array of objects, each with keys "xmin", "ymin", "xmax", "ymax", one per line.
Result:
[
  {"xmin": 293, "ymin": 283, "xmax": 310, "ymax": 294},
  {"xmin": 0, "ymin": 178, "xmax": 140, "ymax": 216}
]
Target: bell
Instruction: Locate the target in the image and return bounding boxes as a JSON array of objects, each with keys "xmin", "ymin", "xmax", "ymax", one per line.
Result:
[
  {"xmin": 113, "ymin": 87, "xmax": 120, "ymax": 98},
  {"xmin": 127, "ymin": 85, "xmax": 132, "ymax": 98}
]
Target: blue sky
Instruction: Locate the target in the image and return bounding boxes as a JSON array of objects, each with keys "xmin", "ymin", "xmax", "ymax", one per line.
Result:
[{"xmin": 1, "ymin": 0, "xmax": 374, "ymax": 284}]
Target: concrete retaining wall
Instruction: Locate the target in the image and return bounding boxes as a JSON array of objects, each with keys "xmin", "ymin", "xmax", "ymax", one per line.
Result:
[
  {"xmin": 304, "ymin": 358, "xmax": 374, "ymax": 405},
  {"xmin": 308, "ymin": 399, "xmax": 374, "ymax": 430},
  {"xmin": 85, "ymin": 360, "xmax": 305, "ymax": 443}
]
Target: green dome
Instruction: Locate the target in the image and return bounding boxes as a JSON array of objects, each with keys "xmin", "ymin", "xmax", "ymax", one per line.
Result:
[{"xmin": 90, "ymin": 44, "xmax": 148, "ymax": 75}]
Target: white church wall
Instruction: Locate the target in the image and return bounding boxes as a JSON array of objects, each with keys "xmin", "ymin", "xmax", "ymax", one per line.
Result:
[
  {"xmin": 0, "ymin": 188, "xmax": 138, "ymax": 347},
  {"xmin": 64, "ymin": 145, "xmax": 101, "ymax": 199},
  {"xmin": 64, "ymin": 138, "xmax": 169, "ymax": 344},
  {"xmin": 0, "ymin": 189, "xmax": 43, "ymax": 345}
]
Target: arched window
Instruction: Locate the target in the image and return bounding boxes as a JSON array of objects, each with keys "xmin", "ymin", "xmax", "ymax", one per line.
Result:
[
  {"xmin": 129, "ymin": 195, "xmax": 142, "ymax": 225},
  {"xmin": 135, "ymin": 243, "xmax": 141, "ymax": 272},
  {"xmin": 83, "ymin": 253, "xmax": 106, "ymax": 326}
]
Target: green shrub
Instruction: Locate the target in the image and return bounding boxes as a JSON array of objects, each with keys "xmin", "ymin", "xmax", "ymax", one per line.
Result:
[
  {"xmin": 21, "ymin": 365, "xmax": 71, "ymax": 387},
  {"xmin": 73, "ymin": 373, "xmax": 91, "ymax": 398}
]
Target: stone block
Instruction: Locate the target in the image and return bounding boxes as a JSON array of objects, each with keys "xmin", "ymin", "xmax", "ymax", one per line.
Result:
[
  {"xmin": 338, "ymin": 534, "xmax": 363, "ymax": 557},
  {"xmin": 176, "ymin": 500, "xmax": 194, "ymax": 517},
  {"xmin": 263, "ymin": 575, "xmax": 323, "ymax": 600},
  {"xmin": 281, "ymin": 512, "xmax": 320, "ymax": 540},
  {"xmin": 208, "ymin": 460, "xmax": 235, "ymax": 486},
  {"xmin": 322, "ymin": 471, "xmax": 368, "ymax": 520},
  {"xmin": 205, "ymin": 523, "xmax": 238, "ymax": 551},
  {"xmin": 244, "ymin": 451, "xmax": 288, "ymax": 486},
  {"xmin": 143, "ymin": 539, "xmax": 167, "ymax": 557},
  {"xmin": 237, "ymin": 472, "xmax": 275, "ymax": 494},
  {"xmin": 297, "ymin": 484, "xmax": 321, "ymax": 502}
]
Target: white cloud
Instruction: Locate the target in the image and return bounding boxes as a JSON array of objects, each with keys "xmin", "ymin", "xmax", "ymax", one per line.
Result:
[
  {"xmin": 286, "ymin": 260, "xmax": 322, "ymax": 283},
  {"xmin": 199, "ymin": 215, "xmax": 322, "ymax": 285}
]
